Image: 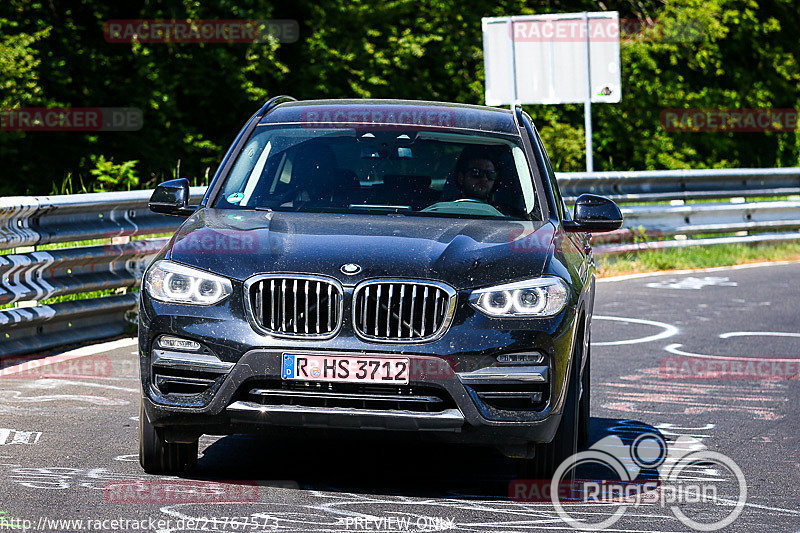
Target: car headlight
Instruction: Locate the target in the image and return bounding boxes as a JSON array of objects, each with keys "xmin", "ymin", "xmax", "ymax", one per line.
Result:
[
  {"xmin": 144, "ymin": 260, "xmax": 232, "ymax": 305},
  {"xmin": 469, "ymin": 277, "xmax": 569, "ymax": 318}
]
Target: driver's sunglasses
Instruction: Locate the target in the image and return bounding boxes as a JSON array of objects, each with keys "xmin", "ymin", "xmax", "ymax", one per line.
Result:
[{"xmin": 467, "ymin": 168, "xmax": 498, "ymax": 181}]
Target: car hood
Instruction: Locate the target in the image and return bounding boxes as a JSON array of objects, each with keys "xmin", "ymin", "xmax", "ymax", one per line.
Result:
[{"xmin": 167, "ymin": 208, "xmax": 555, "ymax": 290}]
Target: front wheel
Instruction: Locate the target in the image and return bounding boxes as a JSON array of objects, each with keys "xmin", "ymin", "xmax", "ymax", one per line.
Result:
[
  {"xmin": 139, "ymin": 400, "xmax": 198, "ymax": 474},
  {"xmin": 518, "ymin": 336, "xmax": 581, "ymax": 480}
]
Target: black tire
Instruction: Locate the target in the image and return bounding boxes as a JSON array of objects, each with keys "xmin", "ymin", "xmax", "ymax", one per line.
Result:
[
  {"xmin": 139, "ymin": 400, "xmax": 198, "ymax": 475},
  {"xmin": 578, "ymin": 333, "xmax": 591, "ymax": 450},
  {"xmin": 519, "ymin": 334, "xmax": 581, "ymax": 480}
]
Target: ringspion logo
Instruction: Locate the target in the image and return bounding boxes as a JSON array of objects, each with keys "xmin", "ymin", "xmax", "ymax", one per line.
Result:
[{"xmin": 546, "ymin": 433, "xmax": 747, "ymax": 530}]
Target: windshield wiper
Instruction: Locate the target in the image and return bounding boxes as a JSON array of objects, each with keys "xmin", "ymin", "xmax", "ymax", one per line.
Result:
[{"xmin": 348, "ymin": 204, "xmax": 412, "ymax": 212}]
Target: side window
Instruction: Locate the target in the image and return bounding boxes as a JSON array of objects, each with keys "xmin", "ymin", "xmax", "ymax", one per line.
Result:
[{"xmin": 535, "ymin": 130, "xmax": 571, "ymax": 221}]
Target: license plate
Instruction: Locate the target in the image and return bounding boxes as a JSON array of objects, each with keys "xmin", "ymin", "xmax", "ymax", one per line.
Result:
[{"xmin": 281, "ymin": 354, "xmax": 410, "ymax": 384}]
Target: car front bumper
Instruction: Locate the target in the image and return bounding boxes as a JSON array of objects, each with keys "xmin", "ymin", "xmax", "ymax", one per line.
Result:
[
  {"xmin": 138, "ymin": 282, "xmax": 579, "ymax": 449},
  {"xmin": 141, "ymin": 346, "xmax": 562, "ymax": 448}
]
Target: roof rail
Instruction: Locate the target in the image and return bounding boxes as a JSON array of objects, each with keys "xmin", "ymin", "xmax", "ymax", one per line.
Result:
[{"xmin": 256, "ymin": 95, "xmax": 297, "ymax": 117}]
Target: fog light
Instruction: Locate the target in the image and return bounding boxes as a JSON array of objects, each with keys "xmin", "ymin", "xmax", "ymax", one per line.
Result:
[
  {"xmin": 496, "ymin": 352, "xmax": 544, "ymax": 365},
  {"xmin": 157, "ymin": 336, "xmax": 202, "ymax": 352}
]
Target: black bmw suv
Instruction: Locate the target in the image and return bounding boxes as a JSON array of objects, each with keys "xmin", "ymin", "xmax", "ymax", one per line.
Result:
[{"xmin": 139, "ymin": 97, "xmax": 622, "ymax": 475}]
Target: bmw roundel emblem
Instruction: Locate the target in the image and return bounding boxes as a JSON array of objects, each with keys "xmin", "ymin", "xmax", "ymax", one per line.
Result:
[{"xmin": 341, "ymin": 263, "xmax": 362, "ymax": 275}]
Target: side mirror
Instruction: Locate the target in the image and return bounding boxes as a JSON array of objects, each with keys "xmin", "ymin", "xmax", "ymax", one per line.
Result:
[
  {"xmin": 149, "ymin": 178, "xmax": 196, "ymax": 217},
  {"xmin": 563, "ymin": 194, "xmax": 623, "ymax": 233}
]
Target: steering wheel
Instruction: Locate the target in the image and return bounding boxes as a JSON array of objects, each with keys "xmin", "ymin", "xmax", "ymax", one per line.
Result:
[{"xmin": 420, "ymin": 199, "xmax": 505, "ymax": 217}]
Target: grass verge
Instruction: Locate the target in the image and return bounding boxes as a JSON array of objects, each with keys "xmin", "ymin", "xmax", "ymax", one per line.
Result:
[{"xmin": 597, "ymin": 240, "xmax": 800, "ymax": 277}]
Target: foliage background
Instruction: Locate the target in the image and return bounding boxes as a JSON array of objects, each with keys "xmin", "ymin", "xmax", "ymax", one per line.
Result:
[{"xmin": 0, "ymin": 0, "xmax": 798, "ymax": 195}]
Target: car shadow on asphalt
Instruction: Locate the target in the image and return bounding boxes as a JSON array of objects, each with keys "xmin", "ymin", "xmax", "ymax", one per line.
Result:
[{"xmin": 183, "ymin": 417, "xmax": 666, "ymax": 500}]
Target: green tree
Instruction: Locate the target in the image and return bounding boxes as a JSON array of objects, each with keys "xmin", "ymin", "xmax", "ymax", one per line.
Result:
[{"xmin": 0, "ymin": 0, "xmax": 798, "ymax": 194}]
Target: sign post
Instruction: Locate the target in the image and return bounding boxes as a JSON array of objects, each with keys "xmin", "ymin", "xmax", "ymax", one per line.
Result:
[
  {"xmin": 582, "ymin": 12, "xmax": 594, "ymax": 171},
  {"xmin": 482, "ymin": 12, "xmax": 621, "ymax": 172}
]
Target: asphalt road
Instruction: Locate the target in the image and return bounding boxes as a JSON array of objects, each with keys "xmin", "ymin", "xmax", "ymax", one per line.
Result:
[{"xmin": 0, "ymin": 261, "xmax": 798, "ymax": 532}]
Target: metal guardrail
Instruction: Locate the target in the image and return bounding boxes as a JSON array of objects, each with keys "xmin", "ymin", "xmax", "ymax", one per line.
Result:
[
  {"xmin": 0, "ymin": 189, "xmax": 204, "ymax": 250},
  {"xmin": 0, "ymin": 168, "xmax": 798, "ymax": 358},
  {"xmin": 595, "ymin": 231, "xmax": 800, "ymax": 256},
  {"xmin": 557, "ymin": 169, "xmax": 800, "ymax": 248},
  {"xmin": 0, "ymin": 189, "xmax": 204, "ymax": 358},
  {"xmin": 0, "ymin": 294, "xmax": 138, "ymax": 358},
  {"xmin": 558, "ymin": 167, "xmax": 800, "ymax": 202},
  {"xmin": 0, "ymin": 239, "xmax": 168, "ymax": 306},
  {"xmin": 619, "ymin": 200, "xmax": 800, "ymax": 236}
]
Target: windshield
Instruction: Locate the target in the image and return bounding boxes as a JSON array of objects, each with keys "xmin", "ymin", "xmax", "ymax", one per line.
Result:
[{"xmin": 212, "ymin": 124, "xmax": 540, "ymax": 220}]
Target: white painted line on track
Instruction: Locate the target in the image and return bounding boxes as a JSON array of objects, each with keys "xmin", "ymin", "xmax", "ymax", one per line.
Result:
[
  {"xmin": 645, "ymin": 276, "xmax": 737, "ymax": 290},
  {"xmin": 598, "ymin": 260, "xmax": 800, "ymax": 283},
  {"xmin": 0, "ymin": 428, "xmax": 42, "ymax": 445},
  {"xmin": 664, "ymin": 343, "xmax": 800, "ymax": 363},
  {"xmin": 33, "ymin": 379, "xmax": 139, "ymax": 393},
  {"xmin": 593, "ymin": 316, "xmax": 679, "ymax": 346},
  {"xmin": 719, "ymin": 331, "xmax": 800, "ymax": 339},
  {"xmin": 713, "ymin": 497, "xmax": 800, "ymax": 516},
  {"xmin": 0, "ymin": 391, "xmax": 128, "ymax": 406}
]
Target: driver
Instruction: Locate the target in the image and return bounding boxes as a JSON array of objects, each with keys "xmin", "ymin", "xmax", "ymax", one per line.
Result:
[
  {"xmin": 286, "ymin": 143, "xmax": 338, "ymax": 204},
  {"xmin": 455, "ymin": 149, "xmax": 500, "ymax": 202}
]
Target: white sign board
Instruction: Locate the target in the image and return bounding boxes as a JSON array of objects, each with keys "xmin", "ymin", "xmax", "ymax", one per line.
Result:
[{"xmin": 483, "ymin": 12, "xmax": 621, "ymax": 106}]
